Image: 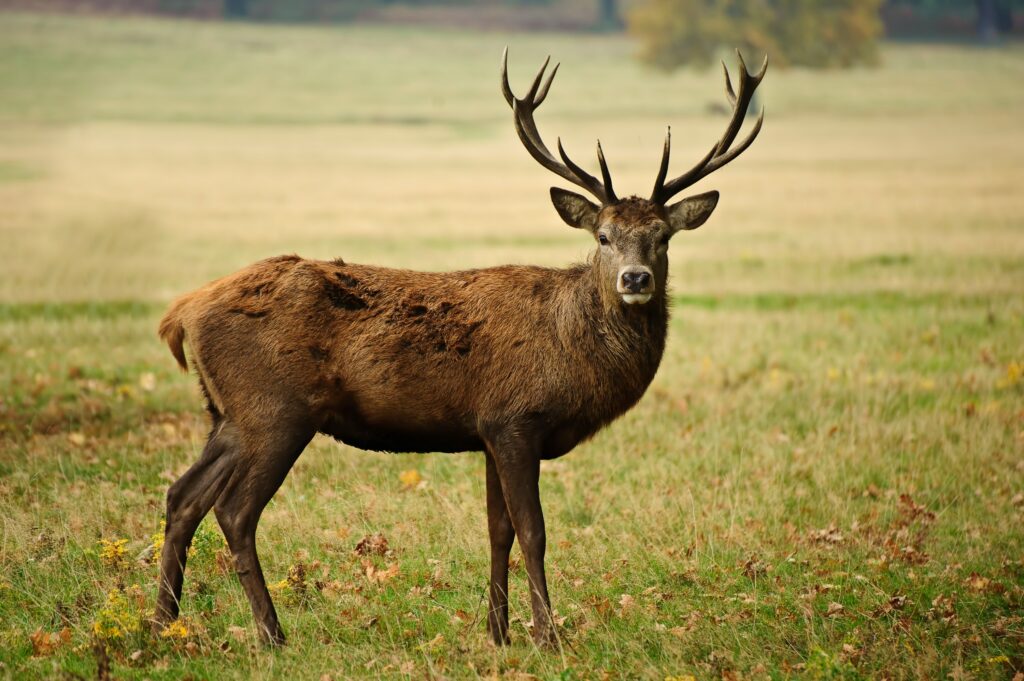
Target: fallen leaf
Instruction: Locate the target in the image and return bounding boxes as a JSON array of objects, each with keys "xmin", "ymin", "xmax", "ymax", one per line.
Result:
[
  {"xmin": 355, "ymin": 533, "xmax": 389, "ymax": 557},
  {"xmin": 810, "ymin": 526, "xmax": 844, "ymax": 545},
  {"xmin": 966, "ymin": 572, "xmax": 991, "ymax": 591},
  {"xmin": 364, "ymin": 560, "xmax": 400, "ymax": 584},
  {"xmin": 826, "ymin": 602, "xmax": 844, "ymax": 617},
  {"xmin": 30, "ymin": 627, "xmax": 70, "ymax": 657},
  {"xmin": 741, "ymin": 556, "xmax": 767, "ymax": 579}
]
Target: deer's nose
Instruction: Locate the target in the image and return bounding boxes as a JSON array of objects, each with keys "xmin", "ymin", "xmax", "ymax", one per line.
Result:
[{"xmin": 620, "ymin": 270, "xmax": 652, "ymax": 293}]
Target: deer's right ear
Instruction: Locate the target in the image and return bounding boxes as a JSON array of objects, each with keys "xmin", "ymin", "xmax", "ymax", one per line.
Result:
[{"xmin": 550, "ymin": 187, "xmax": 600, "ymax": 231}]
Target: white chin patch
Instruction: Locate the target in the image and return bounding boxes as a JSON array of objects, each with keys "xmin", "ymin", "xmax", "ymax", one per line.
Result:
[{"xmin": 621, "ymin": 293, "xmax": 653, "ymax": 305}]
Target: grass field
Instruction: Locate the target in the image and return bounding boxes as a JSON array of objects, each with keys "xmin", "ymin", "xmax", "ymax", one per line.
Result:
[{"xmin": 1, "ymin": 11, "xmax": 1023, "ymax": 680}]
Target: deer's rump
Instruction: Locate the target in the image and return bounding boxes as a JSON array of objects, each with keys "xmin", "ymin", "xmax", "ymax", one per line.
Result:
[{"xmin": 158, "ymin": 255, "xmax": 606, "ymax": 455}]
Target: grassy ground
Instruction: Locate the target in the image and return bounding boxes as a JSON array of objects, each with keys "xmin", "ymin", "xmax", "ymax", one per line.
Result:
[{"xmin": 1, "ymin": 11, "xmax": 1023, "ymax": 680}]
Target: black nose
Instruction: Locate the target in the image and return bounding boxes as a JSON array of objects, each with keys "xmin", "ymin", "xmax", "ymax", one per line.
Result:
[{"xmin": 621, "ymin": 271, "xmax": 651, "ymax": 293}]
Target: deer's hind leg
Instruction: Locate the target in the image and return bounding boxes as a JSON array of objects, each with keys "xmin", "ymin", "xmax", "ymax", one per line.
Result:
[
  {"xmin": 213, "ymin": 422, "xmax": 313, "ymax": 645},
  {"xmin": 155, "ymin": 418, "xmax": 239, "ymax": 628}
]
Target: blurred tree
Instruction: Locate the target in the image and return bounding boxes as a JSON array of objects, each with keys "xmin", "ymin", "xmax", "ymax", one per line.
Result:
[
  {"xmin": 224, "ymin": 0, "xmax": 248, "ymax": 18},
  {"xmin": 244, "ymin": 0, "xmax": 376, "ymax": 22},
  {"xmin": 629, "ymin": 0, "xmax": 884, "ymax": 70},
  {"xmin": 975, "ymin": 0, "xmax": 1018, "ymax": 38},
  {"xmin": 598, "ymin": 0, "xmax": 624, "ymax": 29},
  {"xmin": 883, "ymin": 0, "xmax": 1018, "ymax": 39}
]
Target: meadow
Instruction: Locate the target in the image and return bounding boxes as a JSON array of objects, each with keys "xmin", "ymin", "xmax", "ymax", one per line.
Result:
[{"xmin": 0, "ymin": 11, "xmax": 1023, "ymax": 679}]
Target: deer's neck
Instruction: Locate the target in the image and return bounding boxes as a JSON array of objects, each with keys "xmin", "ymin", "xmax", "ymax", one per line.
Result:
[{"xmin": 557, "ymin": 259, "xmax": 669, "ymax": 401}]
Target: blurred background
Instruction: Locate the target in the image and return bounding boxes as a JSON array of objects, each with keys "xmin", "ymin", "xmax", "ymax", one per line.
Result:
[{"xmin": 0, "ymin": 0, "xmax": 1021, "ymax": 304}]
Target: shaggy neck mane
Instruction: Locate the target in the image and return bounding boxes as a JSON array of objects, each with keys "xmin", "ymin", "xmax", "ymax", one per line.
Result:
[{"xmin": 553, "ymin": 252, "xmax": 670, "ymax": 396}]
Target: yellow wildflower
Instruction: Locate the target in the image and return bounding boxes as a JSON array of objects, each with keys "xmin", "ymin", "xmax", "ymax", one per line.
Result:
[
  {"xmin": 399, "ymin": 469, "xmax": 422, "ymax": 490},
  {"xmin": 159, "ymin": 619, "xmax": 190, "ymax": 640},
  {"xmin": 98, "ymin": 538, "xmax": 128, "ymax": 569},
  {"xmin": 997, "ymin": 361, "xmax": 1021, "ymax": 389},
  {"xmin": 92, "ymin": 589, "xmax": 141, "ymax": 640}
]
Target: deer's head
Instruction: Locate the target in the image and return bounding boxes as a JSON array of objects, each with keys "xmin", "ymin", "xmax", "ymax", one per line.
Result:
[{"xmin": 502, "ymin": 49, "xmax": 766, "ymax": 306}]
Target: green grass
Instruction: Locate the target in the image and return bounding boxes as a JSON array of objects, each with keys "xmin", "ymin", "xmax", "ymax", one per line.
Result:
[{"xmin": 1, "ymin": 11, "xmax": 1023, "ymax": 680}]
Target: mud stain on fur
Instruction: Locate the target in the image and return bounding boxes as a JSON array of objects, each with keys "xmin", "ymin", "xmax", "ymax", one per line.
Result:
[
  {"xmin": 324, "ymin": 279, "xmax": 367, "ymax": 311},
  {"xmin": 387, "ymin": 293, "xmax": 484, "ymax": 359}
]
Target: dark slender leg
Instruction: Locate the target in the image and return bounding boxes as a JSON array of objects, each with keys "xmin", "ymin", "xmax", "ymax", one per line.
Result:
[
  {"xmin": 213, "ymin": 426, "xmax": 312, "ymax": 645},
  {"xmin": 485, "ymin": 449, "xmax": 515, "ymax": 645},
  {"xmin": 490, "ymin": 434, "xmax": 556, "ymax": 648},
  {"xmin": 154, "ymin": 421, "xmax": 237, "ymax": 628}
]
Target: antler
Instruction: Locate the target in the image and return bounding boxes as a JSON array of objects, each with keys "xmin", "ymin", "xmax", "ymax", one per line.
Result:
[
  {"xmin": 501, "ymin": 47, "xmax": 618, "ymax": 205},
  {"xmin": 650, "ymin": 50, "xmax": 768, "ymax": 205}
]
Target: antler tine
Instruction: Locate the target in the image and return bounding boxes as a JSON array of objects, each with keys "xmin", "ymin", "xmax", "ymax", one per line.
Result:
[
  {"xmin": 502, "ymin": 49, "xmax": 613, "ymax": 205},
  {"xmin": 500, "ymin": 46, "xmax": 514, "ymax": 107},
  {"xmin": 651, "ymin": 49, "xmax": 768, "ymax": 204},
  {"xmin": 535, "ymin": 62, "xmax": 559, "ymax": 106},
  {"xmin": 702, "ymin": 106, "xmax": 764, "ymax": 177},
  {"xmin": 596, "ymin": 141, "xmax": 617, "ymax": 203},
  {"xmin": 723, "ymin": 61, "xmax": 736, "ymax": 107},
  {"xmin": 556, "ymin": 138, "xmax": 607, "ymax": 201},
  {"xmin": 525, "ymin": 56, "xmax": 551, "ymax": 103},
  {"xmin": 651, "ymin": 127, "xmax": 672, "ymax": 200}
]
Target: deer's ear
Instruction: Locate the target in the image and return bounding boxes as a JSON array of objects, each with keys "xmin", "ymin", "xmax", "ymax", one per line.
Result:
[
  {"xmin": 550, "ymin": 187, "xmax": 600, "ymax": 231},
  {"xmin": 666, "ymin": 191, "xmax": 720, "ymax": 233}
]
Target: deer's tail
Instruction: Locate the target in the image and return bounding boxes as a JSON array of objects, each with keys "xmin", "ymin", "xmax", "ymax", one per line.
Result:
[{"xmin": 158, "ymin": 294, "xmax": 194, "ymax": 372}]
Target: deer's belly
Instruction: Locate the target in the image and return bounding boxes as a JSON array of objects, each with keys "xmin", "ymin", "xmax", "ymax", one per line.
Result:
[{"xmin": 318, "ymin": 407, "xmax": 481, "ymax": 454}]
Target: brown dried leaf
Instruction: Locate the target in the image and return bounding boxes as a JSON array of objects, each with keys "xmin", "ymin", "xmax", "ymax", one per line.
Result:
[
  {"xmin": 30, "ymin": 627, "xmax": 70, "ymax": 657},
  {"xmin": 364, "ymin": 560, "xmax": 400, "ymax": 584},
  {"xmin": 898, "ymin": 494, "xmax": 936, "ymax": 522},
  {"xmin": 810, "ymin": 526, "xmax": 844, "ymax": 545},
  {"xmin": 741, "ymin": 556, "xmax": 768, "ymax": 579},
  {"xmin": 354, "ymin": 533, "xmax": 389, "ymax": 557}
]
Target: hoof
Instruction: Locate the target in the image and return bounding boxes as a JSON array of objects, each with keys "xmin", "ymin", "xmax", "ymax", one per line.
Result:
[
  {"xmin": 149, "ymin": 616, "xmax": 171, "ymax": 638},
  {"xmin": 532, "ymin": 627, "xmax": 558, "ymax": 650},
  {"xmin": 258, "ymin": 625, "xmax": 286, "ymax": 647}
]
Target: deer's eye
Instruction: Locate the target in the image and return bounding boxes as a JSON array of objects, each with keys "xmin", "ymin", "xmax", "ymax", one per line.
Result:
[{"xmin": 598, "ymin": 234, "xmax": 609, "ymax": 246}]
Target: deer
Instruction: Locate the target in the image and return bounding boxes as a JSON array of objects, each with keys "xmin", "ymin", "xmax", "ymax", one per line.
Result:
[{"xmin": 153, "ymin": 48, "xmax": 767, "ymax": 648}]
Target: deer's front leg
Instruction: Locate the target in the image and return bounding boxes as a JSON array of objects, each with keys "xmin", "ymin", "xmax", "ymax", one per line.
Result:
[
  {"xmin": 489, "ymin": 436, "xmax": 556, "ymax": 648},
  {"xmin": 485, "ymin": 449, "xmax": 515, "ymax": 645}
]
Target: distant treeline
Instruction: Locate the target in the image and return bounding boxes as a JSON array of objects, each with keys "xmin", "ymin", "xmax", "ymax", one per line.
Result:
[
  {"xmin": 5, "ymin": 0, "xmax": 1022, "ymax": 38},
  {"xmin": 885, "ymin": 0, "xmax": 1020, "ymax": 38}
]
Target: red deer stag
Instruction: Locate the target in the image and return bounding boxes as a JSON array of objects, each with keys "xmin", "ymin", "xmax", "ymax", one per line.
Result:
[{"xmin": 154, "ymin": 48, "xmax": 767, "ymax": 647}]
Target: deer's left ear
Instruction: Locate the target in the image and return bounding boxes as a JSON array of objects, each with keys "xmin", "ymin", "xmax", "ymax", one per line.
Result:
[{"xmin": 666, "ymin": 191, "xmax": 720, "ymax": 233}]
